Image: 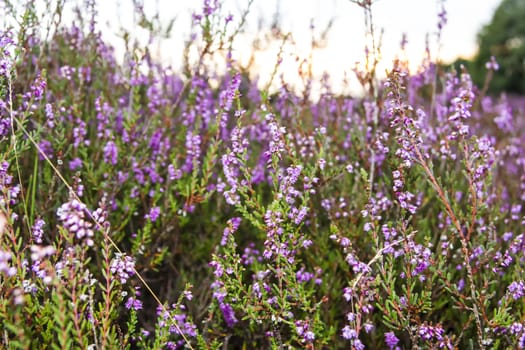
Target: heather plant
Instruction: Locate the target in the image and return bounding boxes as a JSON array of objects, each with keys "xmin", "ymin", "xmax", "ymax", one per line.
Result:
[{"xmin": 1, "ymin": 0, "xmax": 525, "ymax": 349}]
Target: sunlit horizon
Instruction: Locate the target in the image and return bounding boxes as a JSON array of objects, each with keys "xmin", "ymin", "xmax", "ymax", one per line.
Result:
[{"xmin": 83, "ymin": 0, "xmax": 501, "ymax": 96}]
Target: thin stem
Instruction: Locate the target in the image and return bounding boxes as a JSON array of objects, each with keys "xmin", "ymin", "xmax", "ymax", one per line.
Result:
[{"xmin": 410, "ymin": 140, "xmax": 485, "ymax": 349}]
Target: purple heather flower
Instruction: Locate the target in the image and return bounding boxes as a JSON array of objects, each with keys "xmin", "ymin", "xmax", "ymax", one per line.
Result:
[
  {"xmin": 145, "ymin": 206, "xmax": 161, "ymax": 222},
  {"xmin": 182, "ymin": 132, "xmax": 201, "ymax": 173},
  {"xmin": 31, "ymin": 218, "xmax": 45, "ymax": 244},
  {"xmin": 110, "ymin": 253, "xmax": 136, "ymax": 284},
  {"xmin": 38, "ymin": 140, "xmax": 54, "ymax": 160},
  {"xmin": 418, "ymin": 325, "xmax": 434, "ymax": 340},
  {"xmin": 73, "ymin": 119, "xmax": 88, "ymax": 148},
  {"xmin": 31, "ymin": 74, "xmax": 46, "ymax": 100},
  {"xmin": 342, "ymin": 325, "xmax": 357, "ymax": 340},
  {"xmin": 263, "ymin": 113, "xmax": 286, "ymax": 167},
  {"xmin": 385, "ymin": 331, "xmax": 399, "ymax": 349},
  {"xmin": 495, "ymin": 100, "xmax": 513, "ymax": 132},
  {"xmin": 437, "ymin": 7, "xmax": 447, "ymax": 30},
  {"xmin": 289, "ymin": 206, "xmax": 309, "ymax": 225},
  {"xmin": 363, "ymin": 323, "xmax": 374, "ymax": 333},
  {"xmin": 167, "ymin": 164, "xmax": 182, "ymax": 181},
  {"xmin": 509, "ymin": 322, "xmax": 524, "ymax": 335},
  {"xmin": 209, "ymin": 260, "xmax": 224, "ymax": 278},
  {"xmin": 183, "ymin": 290, "xmax": 193, "ymax": 301},
  {"xmin": 295, "ymin": 320, "xmax": 315, "ymax": 342},
  {"xmin": 353, "ymin": 339, "xmax": 365, "ymax": 350},
  {"xmin": 219, "ymin": 302, "xmax": 237, "ymax": 327},
  {"xmin": 221, "ymin": 217, "xmax": 241, "ymax": 246},
  {"xmin": 302, "ymin": 239, "xmax": 313, "ymax": 248},
  {"xmin": 343, "ymin": 287, "xmax": 353, "ymax": 302},
  {"xmin": 230, "ymin": 126, "xmax": 248, "ymax": 155},
  {"xmin": 296, "ymin": 267, "xmax": 314, "ymax": 283},
  {"xmin": 508, "ymin": 281, "xmax": 525, "ymax": 300},
  {"xmin": 59, "ymin": 65, "xmax": 74, "ymax": 80},
  {"xmin": 125, "ymin": 296, "xmax": 143, "ymax": 310},
  {"xmin": 0, "ymin": 111, "xmax": 9, "ymax": 138},
  {"xmin": 103, "ymin": 140, "xmax": 118, "ymax": 165},
  {"xmin": 69, "ymin": 157, "xmax": 83, "ymax": 171},
  {"xmin": 219, "ymin": 72, "xmax": 241, "ymax": 113},
  {"xmin": 45, "ymin": 103, "xmax": 55, "ymax": 128},
  {"xmin": 57, "ymin": 198, "xmax": 94, "ymax": 246},
  {"xmin": 457, "ymin": 278, "xmax": 465, "ymax": 291}
]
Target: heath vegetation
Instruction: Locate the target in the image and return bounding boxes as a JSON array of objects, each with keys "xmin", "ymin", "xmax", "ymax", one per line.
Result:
[{"xmin": 1, "ymin": 0, "xmax": 525, "ymax": 349}]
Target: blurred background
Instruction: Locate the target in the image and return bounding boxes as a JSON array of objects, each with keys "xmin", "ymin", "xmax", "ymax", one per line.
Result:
[
  {"xmin": 93, "ymin": 0, "xmax": 505, "ymax": 95},
  {"xmin": 6, "ymin": 0, "xmax": 523, "ymax": 96}
]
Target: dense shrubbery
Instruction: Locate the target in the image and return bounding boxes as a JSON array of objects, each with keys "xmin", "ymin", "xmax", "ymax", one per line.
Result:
[{"xmin": 1, "ymin": 0, "xmax": 525, "ymax": 349}]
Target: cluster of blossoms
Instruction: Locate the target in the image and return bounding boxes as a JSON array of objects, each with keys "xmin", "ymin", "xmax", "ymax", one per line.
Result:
[
  {"xmin": 56, "ymin": 197, "xmax": 94, "ymax": 246},
  {"xmin": 417, "ymin": 324, "xmax": 453, "ymax": 349},
  {"xmin": 31, "ymin": 218, "xmax": 45, "ymax": 244},
  {"xmin": 220, "ymin": 217, "xmax": 241, "ymax": 246},
  {"xmin": 156, "ymin": 302, "xmax": 198, "ymax": 349},
  {"xmin": 109, "ymin": 253, "xmax": 136, "ymax": 284},
  {"xmin": 4, "ymin": 0, "xmax": 525, "ymax": 346},
  {"xmin": 263, "ymin": 112, "xmax": 286, "ymax": 168},
  {"xmin": 295, "ymin": 319, "xmax": 315, "ymax": 343},
  {"xmin": 0, "ymin": 31, "xmax": 15, "ymax": 77},
  {"xmin": 208, "ymin": 256, "xmax": 239, "ymax": 328},
  {"xmin": 219, "ymin": 73, "xmax": 241, "ymax": 127},
  {"xmin": 262, "ymin": 209, "xmax": 287, "ymax": 261},
  {"xmin": 125, "ymin": 288, "xmax": 143, "ymax": 311},
  {"xmin": 0, "ymin": 99, "xmax": 10, "ymax": 139},
  {"xmin": 241, "ymin": 242, "xmax": 262, "ymax": 265},
  {"xmin": 447, "ymin": 72, "xmax": 475, "ymax": 139},
  {"xmin": 384, "ymin": 331, "xmax": 400, "ymax": 349},
  {"xmin": 508, "ymin": 280, "xmax": 525, "ymax": 300},
  {"xmin": 182, "ymin": 132, "xmax": 201, "ymax": 173},
  {"xmin": 468, "ymin": 136, "xmax": 497, "ymax": 200},
  {"xmin": 402, "ymin": 237, "xmax": 432, "ymax": 281},
  {"xmin": 340, "ymin": 277, "xmax": 376, "ymax": 349},
  {"xmin": 144, "ymin": 206, "xmax": 161, "ymax": 222},
  {"xmin": 385, "ymin": 69, "xmax": 426, "ymax": 168},
  {"xmin": 392, "ymin": 169, "xmax": 418, "ymax": 214},
  {"xmin": 0, "ymin": 161, "xmax": 20, "ymax": 207},
  {"xmin": 220, "ymin": 126, "xmax": 249, "ymax": 206},
  {"xmin": 507, "ymin": 322, "xmax": 525, "ymax": 348},
  {"xmin": 103, "ymin": 140, "xmax": 118, "ymax": 166}
]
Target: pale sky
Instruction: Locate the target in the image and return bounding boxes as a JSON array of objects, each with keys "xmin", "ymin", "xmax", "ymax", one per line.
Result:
[{"xmin": 94, "ymin": 0, "xmax": 501, "ymax": 95}]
